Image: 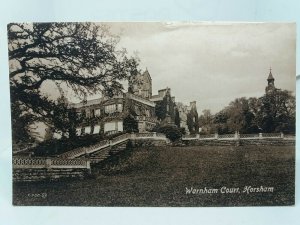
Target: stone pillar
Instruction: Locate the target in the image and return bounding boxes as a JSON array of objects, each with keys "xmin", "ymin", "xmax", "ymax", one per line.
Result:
[
  {"xmin": 214, "ymin": 133, "xmax": 218, "ymax": 140},
  {"xmin": 196, "ymin": 134, "xmax": 200, "ymax": 139},
  {"xmin": 280, "ymin": 132, "xmax": 284, "ymax": 139},
  {"xmin": 86, "ymin": 160, "xmax": 91, "ymax": 174},
  {"xmin": 259, "ymin": 133, "xmax": 263, "ymax": 139},
  {"xmin": 234, "ymin": 131, "xmax": 240, "ymax": 140},
  {"xmin": 46, "ymin": 158, "xmax": 52, "ymax": 169}
]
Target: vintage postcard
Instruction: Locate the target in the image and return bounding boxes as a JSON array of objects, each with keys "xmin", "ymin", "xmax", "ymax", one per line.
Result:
[{"xmin": 9, "ymin": 22, "xmax": 295, "ymax": 206}]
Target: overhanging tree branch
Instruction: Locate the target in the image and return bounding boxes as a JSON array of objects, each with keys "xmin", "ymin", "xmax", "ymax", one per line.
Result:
[{"xmin": 9, "ymin": 22, "xmax": 140, "ymax": 143}]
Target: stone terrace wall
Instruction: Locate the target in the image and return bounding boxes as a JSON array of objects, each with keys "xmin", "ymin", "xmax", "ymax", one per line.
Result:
[
  {"xmin": 13, "ymin": 157, "xmax": 91, "ymax": 182},
  {"xmin": 183, "ymin": 139, "xmax": 295, "ymax": 147},
  {"xmin": 13, "ymin": 168, "xmax": 89, "ymax": 182},
  {"xmin": 131, "ymin": 139, "xmax": 167, "ymax": 147}
]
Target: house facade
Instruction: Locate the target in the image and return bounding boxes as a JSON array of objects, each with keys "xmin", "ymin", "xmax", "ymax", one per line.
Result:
[
  {"xmin": 150, "ymin": 88, "xmax": 178, "ymax": 126},
  {"xmin": 71, "ymin": 92, "xmax": 157, "ymax": 135},
  {"xmin": 176, "ymin": 101, "xmax": 199, "ymax": 134},
  {"xmin": 71, "ymin": 69, "xmax": 198, "ymax": 135}
]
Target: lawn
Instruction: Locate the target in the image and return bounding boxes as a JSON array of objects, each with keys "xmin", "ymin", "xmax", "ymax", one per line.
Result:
[{"xmin": 13, "ymin": 145, "xmax": 295, "ymax": 206}]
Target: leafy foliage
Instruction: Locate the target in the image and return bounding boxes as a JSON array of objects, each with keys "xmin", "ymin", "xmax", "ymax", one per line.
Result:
[
  {"xmin": 123, "ymin": 115, "xmax": 138, "ymax": 133},
  {"xmin": 10, "ymin": 101, "xmax": 35, "ymax": 143},
  {"xmin": 199, "ymin": 90, "xmax": 295, "ymax": 134},
  {"xmin": 8, "ymin": 22, "xmax": 139, "ymax": 143},
  {"xmin": 174, "ymin": 108, "xmax": 181, "ymax": 127},
  {"xmin": 260, "ymin": 90, "xmax": 295, "ymax": 133},
  {"xmin": 153, "ymin": 125, "xmax": 182, "ymax": 142},
  {"xmin": 199, "ymin": 109, "xmax": 215, "ymax": 134},
  {"xmin": 33, "ymin": 134, "xmax": 105, "ymax": 156}
]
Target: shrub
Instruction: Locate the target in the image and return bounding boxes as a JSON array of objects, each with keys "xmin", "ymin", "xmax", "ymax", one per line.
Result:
[{"xmin": 153, "ymin": 125, "xmax": 182, "ymax": 142}]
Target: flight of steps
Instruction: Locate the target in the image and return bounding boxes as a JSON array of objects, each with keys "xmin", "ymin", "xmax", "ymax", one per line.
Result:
[
  {"xmin": 110, "ymin": 142, "xmax": 128, "ymax": 155},
  {"xmin": 87, "ymin": 141, "xmax": 128, "ymax": 164},
  {"xmin": 89, "ymin": 147, "xmax": 111, "ymax": 164}
]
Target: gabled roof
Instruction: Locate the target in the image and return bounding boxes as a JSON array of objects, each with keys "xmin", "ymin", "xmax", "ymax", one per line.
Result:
[{"xmin": 142, "ymin": 68, "xmax": 152, "ymax": 82}]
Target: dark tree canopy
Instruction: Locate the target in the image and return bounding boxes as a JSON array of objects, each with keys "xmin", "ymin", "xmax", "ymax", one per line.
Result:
[
  {"xmin": 152, "ymin": 125, "xmax": 182, "ymax": 142},
  {"xmin": 260, "ymin": 90, "xmax": 295, "ymax": 133},
  {"xmin": 123, "ymin": 115, "xmax": 138, "ymax": 133},
  {"xmin": 174, "ymin": 108, "xmax": 181, "ymax": 127},
  {"xmin": 199, "ymin": 90, "xmax": 295, "ymax": 134},
  {"xmin": 8, "ymin": 22, "xmax": 139, "ymax": 143},
  {"xmin": 199, "ymin": 109, "xmax": 214, "ymax": 134}
]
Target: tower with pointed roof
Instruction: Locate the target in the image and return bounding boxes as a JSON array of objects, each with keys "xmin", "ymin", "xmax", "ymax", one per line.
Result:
[{"xmin": 265, "ymin": 67, "xmax": 276, "ymax": 94}]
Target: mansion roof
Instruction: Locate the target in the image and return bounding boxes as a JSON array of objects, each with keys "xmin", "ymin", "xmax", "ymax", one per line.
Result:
[{"xmin": 70, "ymin": 92, "xmax": 156, "ymax": 109}]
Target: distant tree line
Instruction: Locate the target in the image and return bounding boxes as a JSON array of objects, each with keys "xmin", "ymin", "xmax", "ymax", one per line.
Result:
[{"xmin": 199, "ymin": 89, "xmax": 295, "ymax": 134}]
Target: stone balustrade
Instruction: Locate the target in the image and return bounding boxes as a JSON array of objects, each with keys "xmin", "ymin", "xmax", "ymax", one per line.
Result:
[
  {"xmin": 110, "ymin": 133, "xmax": 131, "ymax": 144},
  {"xmin": 59, "ymin": 132, "xmax": 167, "ymax": 159},
  {"xmin": 133, "ymin": 132, "xmax": 166, "ymax": 139},
  {"xmin": 182, "ymin": 132, "xmax": 294, "ymax": 141},
  {"xmin": 14, "ymin": 132, "xmax": 168, "ymax": 172},
  {"xmin": 261, "ymin": 133, "xmax": 282, "ymax": 138},
  {"xmin": 239, "ymin": 133, "xmax": 260, "ymax": 139},
  {"xmin": 135, "ymin": 116, "xmax": 157, "ymax": 124},
  {"xmin": 13, "ymin": 157, "xmax": 90, "ymax": 169}
]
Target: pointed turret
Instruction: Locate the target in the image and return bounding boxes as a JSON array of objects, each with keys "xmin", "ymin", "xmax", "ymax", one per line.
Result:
[
  {"xmin": 265, "ymin": 67, "xmax": 276, "ymax": 94},
  {"xmin": 267, "ymin": 67, "xmax": 275, "ymax": 85},
  {"xmin": 128, "ymin": 67, "xmax": 152, "ymax": 99}
]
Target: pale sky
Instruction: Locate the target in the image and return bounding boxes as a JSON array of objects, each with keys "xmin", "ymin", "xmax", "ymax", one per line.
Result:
[
  {"xmin": 41, "ymin": 22, "xmax": 296, "ymax": 114},
  {"xmin": 107, "ymin": 22, "xmax": 296, "ymax": 113}
]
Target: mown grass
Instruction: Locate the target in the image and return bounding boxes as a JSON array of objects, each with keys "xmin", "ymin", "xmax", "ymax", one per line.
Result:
[{"xmin": 13, "ymin": 145, "xmax": 295, "ymax": 206}]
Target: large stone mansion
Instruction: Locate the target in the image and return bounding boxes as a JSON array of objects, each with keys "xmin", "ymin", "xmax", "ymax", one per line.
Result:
[{"xmin": 71, "ymin": 69, "xmax": 199, "ymax": 136}]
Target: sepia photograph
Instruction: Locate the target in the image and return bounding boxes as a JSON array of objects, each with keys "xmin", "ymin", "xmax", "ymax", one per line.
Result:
[{"xmin": 9, "ymin": 22, "xmax": 296, "ymax": 206}]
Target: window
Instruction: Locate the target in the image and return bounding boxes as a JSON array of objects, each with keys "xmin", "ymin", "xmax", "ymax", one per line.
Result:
[
  {"xmin": 104, "ymin": 121, "xmax": 123, "ymax": 132},
  {"xmin": 104, "ymin": 122, "xmax": 116, "ymax": 132},
  {"xmin": 117, "ymin": 104, "xmax": 123, "ymax": 112},
  {"xmin": 104, "ymin": 104, "xmax": 116, "ymax": 113},
  {"xmin": 145, "ymin": 109, "xmax": 150, "ymax": 117},
  {"xmin": 86, "ymin": 109, "xmax": 90, "ymax": 118},
  {"xmin": 117, "ymin": 121, "xmax": 123, "ymax": 131},
  {"xmin": 95, "ymin": 108, "xmax": 101, "ymax": 116},
  {"xmin": 84, "ymin": 126, "xmax": 91, "ymax": 134},
  {"xmin": 144, "ymin": 90, "xmax": 149, "ymax": 98},
  {"xmin": 93, "ymin": 125, "xmax": 100, "ymax": 134}
]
